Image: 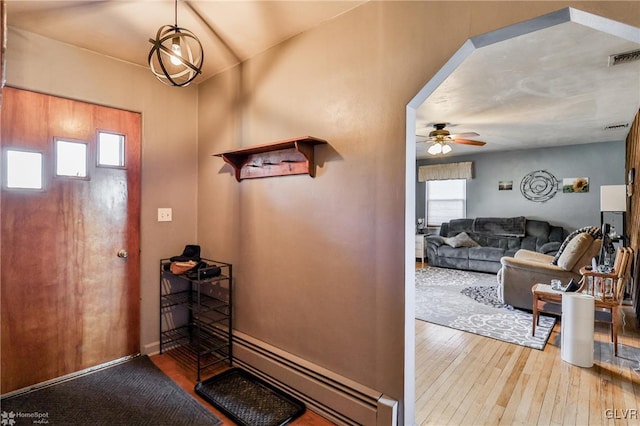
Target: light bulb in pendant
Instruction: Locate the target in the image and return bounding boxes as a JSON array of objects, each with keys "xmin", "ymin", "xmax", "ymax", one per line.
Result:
[{"xmin": 170, "ymin": 38, "xmax": 182, "ymax": 65}]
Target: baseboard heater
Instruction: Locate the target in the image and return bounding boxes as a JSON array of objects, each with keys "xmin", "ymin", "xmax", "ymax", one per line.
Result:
[{"xmin": 232, "ymin": 331, "xmax": 397, "ymax": 426}]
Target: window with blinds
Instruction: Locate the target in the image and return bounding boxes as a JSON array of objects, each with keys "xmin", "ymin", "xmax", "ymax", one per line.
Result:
[{"xmin": 426, "ymin": 179, "xmax": 466, "ymax": 227}]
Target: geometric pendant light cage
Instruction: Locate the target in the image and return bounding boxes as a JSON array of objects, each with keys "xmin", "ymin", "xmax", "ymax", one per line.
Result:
[{"xmin": 148, "ymin": 0, "xmax": 203, "ymax": 87}]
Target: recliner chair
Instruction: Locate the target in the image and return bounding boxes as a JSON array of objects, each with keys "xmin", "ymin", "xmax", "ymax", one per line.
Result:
[{"xmin": 497, "ymin": 230, "xmax": 602, "ymax": 310}]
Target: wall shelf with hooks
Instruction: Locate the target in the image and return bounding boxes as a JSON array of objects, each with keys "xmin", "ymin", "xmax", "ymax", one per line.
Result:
[{"xmin": 213, "ymin": 136, "xmax": 327, "ymax": 181}]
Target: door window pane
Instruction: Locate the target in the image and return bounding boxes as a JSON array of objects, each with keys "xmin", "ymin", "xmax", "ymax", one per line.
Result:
[
  {"xmin": 56, "ymin": 140, "xmax": 87, "ymax": 178},
  {"xmin": 98, "ymin": 132, "xmax": 125, "ymax": 167},
  {"xmin": 6, "ymin": 150, "xmax": 43, "ymax": 189}
]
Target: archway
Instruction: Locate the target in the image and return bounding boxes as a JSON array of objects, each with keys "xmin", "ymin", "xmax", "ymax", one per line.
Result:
[{"xmin": 404, "ymin": 7, "xmax": 640, "ymax": 424}]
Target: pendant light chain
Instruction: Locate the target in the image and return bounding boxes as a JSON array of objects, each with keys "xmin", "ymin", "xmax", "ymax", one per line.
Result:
[{"xmin": 174, "ymin": 0, "xmax": 178, "ymax": 28}]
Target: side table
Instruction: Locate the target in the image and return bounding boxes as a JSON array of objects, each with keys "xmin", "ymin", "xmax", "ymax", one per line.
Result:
[
  {"xmin": 531, "ymin": 283, "xmax": 563, "ymax": 336},
  {"xmin": 532, "ymin": 283, "xmax": 596, "ymax": 367},
  {"xmin": 415, "ymin": 234, "xmax": 427, "ymax": 269}
]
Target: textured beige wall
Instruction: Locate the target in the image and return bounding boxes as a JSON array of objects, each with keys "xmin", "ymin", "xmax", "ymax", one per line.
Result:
[
  {"xmin": 5, "ymin": 1, "xmax": 639, "ymax": 422},
  {"xmin": 197, "ymin": 1, "xmax": 640, "ymax": 419},
  {"xmin": 5, "ymin": 27, "xmax": 200, "ymax": 353}
]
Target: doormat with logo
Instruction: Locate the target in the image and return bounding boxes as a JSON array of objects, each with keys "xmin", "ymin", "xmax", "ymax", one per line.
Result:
[{"xmin": 195, "ymin": 368, "xmax": 305, "ymax": 426}]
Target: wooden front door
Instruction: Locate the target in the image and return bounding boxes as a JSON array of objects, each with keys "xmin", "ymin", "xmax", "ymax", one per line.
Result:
[{"xmin": 1, "ymin": 87, "xmax": 141, "ymax": 394}]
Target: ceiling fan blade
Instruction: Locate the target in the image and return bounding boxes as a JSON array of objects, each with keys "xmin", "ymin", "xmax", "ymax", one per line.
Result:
[
  {"xmin": 451, "ymin": 139, "xmax": 486, "ymax": 146},
  {"xmin": 450, "ymin": 132, "xmax": 480, "ymax": 139}
]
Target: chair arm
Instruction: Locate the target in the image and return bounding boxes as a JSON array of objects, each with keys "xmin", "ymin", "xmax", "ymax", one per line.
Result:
[
  {"xmin": 426, "ymin": 235, "xmax": 445, "ymax": 248},
  {"xmin": 513, "ymin": 249, "xmax": 554, "ymax": 264},
  {"xmin": 426, "ymin": 235, "xmax": 444, "ymax": 264},
  {"xmin": 500, "ymin": 256, "xmax": 574, "ymax": 281}
]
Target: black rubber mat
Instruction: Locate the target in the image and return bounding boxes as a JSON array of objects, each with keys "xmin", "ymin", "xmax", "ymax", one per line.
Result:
[{"xmin": 195, "ymin": 368, "xmax": 305, "ymax": 426}]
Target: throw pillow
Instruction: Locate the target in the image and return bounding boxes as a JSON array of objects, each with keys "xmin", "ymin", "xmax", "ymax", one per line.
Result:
[
  {"xmin": 556, "ymin": 233, "xmax": 594, "ymax": 271},
  {"xmin": 444, "ymin": 232, "xmax": 480, "ymax": 248},
  {"xmin": 552, "ymin": 226, "xmax": 601, "ymax": 265}
]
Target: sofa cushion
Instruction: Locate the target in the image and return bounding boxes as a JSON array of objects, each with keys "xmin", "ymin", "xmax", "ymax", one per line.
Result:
[
  {"xmin": 556, "ymin": 233, "xmax": 594, "ymax": 271},
  {"xmin": 437, "ymin": 245, "xmax": 469, "ymax": 259},
  {"xmin": 539, "ymin": 241, "xmax": 561, "ymax": 255},
  {"xmin": 468, "ymin": 246, "xmax": 505, "ymax": 262},
  {"xmin": 504, "ymin": 248, "xmax": 519, "ymax": 258},
  {"xmin": 525, "ymin": 220, "xmax": 550, "ymax": 238},
  {"xmin": 474, "ymin": 234, "xmax": 519, "ymax": 250},
  {"xmin": 448, "ymin": 219, "xmax": 474, "ymax": 237},
  {"xmin": 520, "ymin": 235, "xmax": 537, "ymax": 251},
  {"xmin": 443, "ymin": 232, "xmax": 480, "ymax": 248},
  {"xmin": 548, "ymin": 226, "xmax": 565, "ymax": 242}
]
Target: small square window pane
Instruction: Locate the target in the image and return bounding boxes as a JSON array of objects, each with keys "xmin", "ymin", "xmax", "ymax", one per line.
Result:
[
  {"xmin": 6, "ymin": 150, "xmax": 43, "ymax": 189},
  {"xmin": 56, "ymin": 140, "xmax": 87, "ymax": 177},
  {"xmin": 98, "ymin": 132, "xmax": 125, "ymax": 167}
]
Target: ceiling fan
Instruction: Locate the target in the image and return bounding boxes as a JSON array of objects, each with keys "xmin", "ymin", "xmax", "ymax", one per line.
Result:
[{"xmin": 417, "ymin": 123, "xmax": 486, "ymax": 155}]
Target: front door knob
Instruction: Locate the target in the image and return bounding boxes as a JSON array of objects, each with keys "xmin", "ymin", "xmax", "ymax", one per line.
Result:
[{"xmin": 117, "ymin": 249, "xmax": 129, "ymax": 259}]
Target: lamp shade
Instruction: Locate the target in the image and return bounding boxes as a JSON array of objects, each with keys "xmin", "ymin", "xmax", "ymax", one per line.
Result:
[{"xmin": 600, "ymin": 185, "xmax": 626, "ymax": 211}]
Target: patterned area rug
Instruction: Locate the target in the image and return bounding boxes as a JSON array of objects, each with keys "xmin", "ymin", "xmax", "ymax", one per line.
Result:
[{"xmin": 415, "ymin": 267, "xmax": 556, "ymax": 350}]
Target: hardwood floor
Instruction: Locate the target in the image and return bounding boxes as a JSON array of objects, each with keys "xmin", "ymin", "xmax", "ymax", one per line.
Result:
[
  {"xmin": 151, "ymin": 352, "xmax": 334, "ymax": 425},
  {"xmin": 415, "ymin": 301, "xmax": 640, "ymax": 425},
  {"xmin": 153, "ymin": 264, "xmax": 639, "ymax": 426}
]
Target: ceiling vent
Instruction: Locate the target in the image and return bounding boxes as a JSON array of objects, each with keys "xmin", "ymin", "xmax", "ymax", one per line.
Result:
[
  {"xmin": 603, "ymin": 122, "xmax": 629, "ymax": 131},
  {"xmin": 609, "ymin": 49, "xmax": 640, "ymax": 66}
]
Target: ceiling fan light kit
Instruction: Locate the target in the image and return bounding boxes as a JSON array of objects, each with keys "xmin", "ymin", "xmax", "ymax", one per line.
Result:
[
  {"xmin": 420, "ymin": 123, "xmax": 486, "ymax": 156},
  {"xmin": 427, "ymin": 142, "xmax": 452, "ymax": 155},
  {"xmin": 148, "ymin": 0, "xmax": 203, "ymax": 87}
]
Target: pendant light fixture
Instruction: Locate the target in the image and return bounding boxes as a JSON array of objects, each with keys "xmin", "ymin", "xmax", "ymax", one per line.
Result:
[{"xmin": 148, "ymin": 0, "xmax": 203, "ymax": 87}]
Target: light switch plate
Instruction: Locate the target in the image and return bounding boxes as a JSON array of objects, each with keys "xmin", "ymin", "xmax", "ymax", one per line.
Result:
[{"xmin": 158, "ymin": 208, "xmax": 172, "ymax": 222}]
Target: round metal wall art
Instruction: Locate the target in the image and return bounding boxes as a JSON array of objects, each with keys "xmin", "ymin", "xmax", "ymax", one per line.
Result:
[{"xmin": 520, "ymin": 170, "xmax": 559, "ymax": 202}]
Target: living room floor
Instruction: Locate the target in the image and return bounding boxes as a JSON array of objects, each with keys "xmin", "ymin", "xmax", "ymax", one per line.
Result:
[{"xmin": 414, "ymin": 266, "xmax": 640, "ymax": 425}]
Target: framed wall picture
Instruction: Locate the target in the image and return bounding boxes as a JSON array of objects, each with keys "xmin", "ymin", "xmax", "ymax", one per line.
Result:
[
  {"xmin": 498, "ymin": 180, "xmax": 513, "ymax": 190},
  {"xmin": 562, "ymin": 177, "xmax": 589, "ymax": 193}
]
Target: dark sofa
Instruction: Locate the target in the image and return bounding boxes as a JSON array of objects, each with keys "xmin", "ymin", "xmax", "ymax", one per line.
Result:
[{"xmin": 426, "ymin": 217, "xmax": 568, "ymax": 273}]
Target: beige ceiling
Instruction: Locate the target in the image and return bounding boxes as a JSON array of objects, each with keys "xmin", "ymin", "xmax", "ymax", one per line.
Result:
[
  {"xmin": 5, "ymin": 0, "xmax": 366, "ymax": 81},
  {"xmin": 6, "ymin": 3, "xmax": 640, "ymax": 158}
]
